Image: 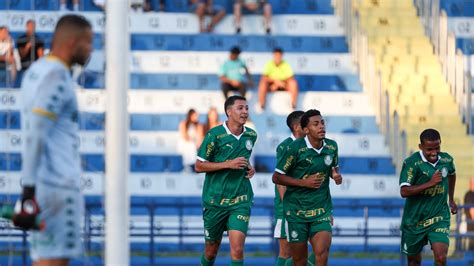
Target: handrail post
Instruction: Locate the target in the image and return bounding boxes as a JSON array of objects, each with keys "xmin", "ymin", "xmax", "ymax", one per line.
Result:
[
  {"xmin": 363, "ymin": 206, "xmax": 369, "ymax": 253},
  {"xmin": 149, "ymin": 203, "xmax": 155, "ymax": 266}
]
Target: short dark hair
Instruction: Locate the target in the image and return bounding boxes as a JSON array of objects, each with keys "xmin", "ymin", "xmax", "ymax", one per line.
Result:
[
  {"xmin": 26, "ymin": 19, "xmax": 35, "ymax": 25},
  {"xmin": 420, "ymin": 128, "xmax": 441, "ymax": 144},
  {"xmin": 273, "ymin": 47, "xmax": 283, "ymax": 54},
  {"xmin": 286, "ymin": 111, "xmax": 304, "ymax": 132},
  {"xmin": 230, "ymin": 46, "xmax": 241, "ymax": 55},
  {"xmin": 224, "ymin": 95, "xmax": 247, "ymax": 117},
  {"xmin": 300, "ymin": 109, "xmax": 321, "ymax": 129},
  {"xmin": 54, "ymin": 14, "xmax": 91, "ymax": 35}
]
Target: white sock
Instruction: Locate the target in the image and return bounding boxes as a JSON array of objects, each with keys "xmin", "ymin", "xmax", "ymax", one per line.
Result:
[{"xmin": 73, "ymin": 3, "xmax": 79, "ymax": 11}]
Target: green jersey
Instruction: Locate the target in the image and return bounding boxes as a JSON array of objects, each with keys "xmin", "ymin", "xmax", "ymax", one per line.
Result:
[
  {"xmin": 275, "ymin": 137, "xmax": 339, "ymax": 223},
  {"xmin": 274, "ymin": 136, "xmax": 295, "ymax": 219},
  {"xmin": 197, "ymin": 122, "xmax": 257, "ymax": 209},
  {"xmin": 399, "ymin": 151, "xmax": 455, "ymax": 234}
]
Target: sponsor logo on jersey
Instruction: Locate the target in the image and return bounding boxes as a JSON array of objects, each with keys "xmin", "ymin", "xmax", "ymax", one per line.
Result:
[
  {"xmin": 245, "ymin": 139, "xmax": 253, "ymax": 150},
  {"xmin": 237, "ymin": 215, "xmax": 249, "ymax": 223},
  {"xmin": 205, "ymin": 229, "xmax": 209, "ymax": 237},
  {"xmin": 324, "ymin": 155, "xmax": 333, "ymax": 166}
]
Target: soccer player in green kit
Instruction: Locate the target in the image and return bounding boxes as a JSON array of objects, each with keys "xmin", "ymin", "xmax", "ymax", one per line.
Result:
[
  {"xmin": 195, "ymin": 95, "xmax": 257, "ymax": 266},
  {"xmin": 399, "ymin": 129, "xmax": 457, "ymax": 266},
  {"xmin": 274, "ymin": 110, "xmax": 305, "ymax": 266},
  {"xmin": 273, "ymin": 109, "xmax": 343, "ymax": 266}
]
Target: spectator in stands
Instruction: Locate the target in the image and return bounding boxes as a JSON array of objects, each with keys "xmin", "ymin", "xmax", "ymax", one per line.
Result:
[
  {"xmin": 258, "ymin": 47, "xmax": 298, "ymax": 111},
  {"xmin": 0, "ymin": 26, "xmax": 17, "ymax": 86},
  {"xmin": 219, "ymin": 46, "xmax": 253, "ymax": 99},
  {"xmin": 189, "ymin": 0, "xmax": 226, "ymax": 33},
  {"xmin": 464, "ymin": 177, "xmax": 474, "ymax": 250},
  {"xmin": 202, "ymin": 106, "xmax": 221, "ymax": 134},
  {"xmin": 60, "ymin": 0, "xmax": 80, "ymax": 11},
  {"xmin": 233, "ymin": 0, "xmax": 272, "ymax": 34},
  {"xmin": 178, "ymin": 108, "xmax": 204, "ymax": 172},
  {"xmin": 92, "ymin": 0, "xmax": 154, "ymax": 11},
  {"xmin": 16, "ymin": 20, "xmax": 44, "ymax": 70}
]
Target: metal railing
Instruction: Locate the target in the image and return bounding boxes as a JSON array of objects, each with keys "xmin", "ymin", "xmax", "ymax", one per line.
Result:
[{"xmin": 1, "ymin": 202, "xmax": 474, "ymax": 265}]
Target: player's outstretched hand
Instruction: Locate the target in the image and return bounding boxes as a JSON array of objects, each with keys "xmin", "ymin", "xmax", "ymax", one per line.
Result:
[
  {"xmin": 246, "ymin": 164, "xmax": 255, "ymax": 179},
  {"xmin": 331, "ymin": 167, "xmax": 343, "ymax": 185},
  {"xmin": 227, "ymin": 157, "xmax": 249, "ymax": 170},
  {"xmin": 430, "ymin": 170, "xmax": 442, "ymax": 185},
  {"xmin": 449, "ymin": 200, "xmax": 458, "ymax": 215}
]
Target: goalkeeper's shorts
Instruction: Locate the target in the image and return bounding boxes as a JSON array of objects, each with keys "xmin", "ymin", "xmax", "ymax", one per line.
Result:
[{"xmin": 30, "ymin": 180, "xmax": 84, "ymax": 261}]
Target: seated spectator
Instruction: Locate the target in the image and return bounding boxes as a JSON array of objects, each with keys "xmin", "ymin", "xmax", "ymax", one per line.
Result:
[
  {"xmin": 202, "ymin": 106, "xmax": 221, "ymax": 134},
  {"xmin": 258, "ymin": 47, "xmax": 298, "ymax": 110},
  {"xmin": 189, "ymin": 0, "xmax": 226, "ymax": 32},
  {"xmin": 60, "ymin": 0, "xmax": 80, "ymax": 11},
  {"xmin": 219, "ymin": 46, "xmax": 253, "ymax": 99},
  {"xmin": 234, "ymin": 0, "xmax": 272, "ymax": 34},
  {"xmin": 16, "ymin": 20, "xmax": 44, "ymax": 70},
  {"xmin": 0, "ymin": 26, "xmax": 16, "ymax": 86},
  {"xmin": 177, "ymin": 109, "xmax": 204, "ymax": 172}
]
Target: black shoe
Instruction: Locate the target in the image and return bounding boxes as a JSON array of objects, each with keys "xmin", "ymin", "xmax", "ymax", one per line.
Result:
[
  {"xmin": 236, "ymin": 27, "xmax": 241, "ymax": 34},
  {"xmin": 266, "ymin": 28, "xmax": 271, "ymax": 35}
]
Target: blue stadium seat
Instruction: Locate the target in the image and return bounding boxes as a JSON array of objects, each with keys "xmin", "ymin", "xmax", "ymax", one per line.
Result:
[
  {"xmin": 1, "ymin": 153, "xmax": 395, "ymax": 174},
  {"xmin": 456, "ymin": 38, "xmax": 474, "ymax": 54},
  {"xmin": 441, "ymin": 0, "xmax": 474, "ymax": 16},
  {"xmin": 130, "ymin": 34, "xmax": 348, "ymax": 53},
  {"xmin": 78, "ymin": 72, "xmax": 362, "ymax": 91},
  {"xmin": 161, "ymin": 0, "xmax": 334, "ymax": 14},
  {"xmin": 0, "ymin": 112, "xmax": 380, "ymax": 133},
  {"xmin": 254, "ymin": 155, "xmax": 396, "ymax": 174}
]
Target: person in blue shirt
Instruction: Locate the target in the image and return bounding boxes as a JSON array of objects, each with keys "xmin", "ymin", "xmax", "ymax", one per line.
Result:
[{"xmin": 219, "ymin": 46, "xmax": 254, "ymax": 99}]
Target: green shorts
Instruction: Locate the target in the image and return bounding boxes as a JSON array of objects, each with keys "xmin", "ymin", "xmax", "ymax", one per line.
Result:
[
  {"xmin": 401, "ymin": 225, "xmax": 450, "ymax": 256},
  {"xmin": 286, "ymin": 217, "xmax": 332, "ymax": 243},
  {"xmin": 274, "ymin": 217, "xmax": 287, "ymax": 239},
  {"xmin": 203, "ymin": 205, "xmax": 250, "ymax": 241}
]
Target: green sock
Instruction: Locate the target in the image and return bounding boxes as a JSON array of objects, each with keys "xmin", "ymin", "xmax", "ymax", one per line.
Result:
[
  {"xmin": 200, "ymin": 253, "xmax": 215, "ymax": 266},
  {"xmin": 307, "ymin": 253, "xmax": 316, "ymax": 265},
  {"xmin": 276, "ymin": 257, "xmax": 288, "ymax": 266},
  {"xmin": 230, "ymin": 259, "xmax": 244, "ymax": 266}
]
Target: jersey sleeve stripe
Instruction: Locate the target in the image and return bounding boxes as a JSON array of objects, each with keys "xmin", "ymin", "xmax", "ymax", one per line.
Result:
[
  {"xmin": 197, "ymin": 156, "xmax": 207, "ymax": 162},
  {"xmin": 399, "ymin": 182, "xmax": 411, "ymax": 188},
  {"xmin": 275, "ymin": 168, "xmax": 285, "ymax": 174},
  {"xmin": 32, "ymin": 108, "xmax": 57, "ymax": 121}
]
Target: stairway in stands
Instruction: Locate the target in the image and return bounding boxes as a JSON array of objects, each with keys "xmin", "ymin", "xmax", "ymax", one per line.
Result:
[{"xmin": 353, "ymin": 0, "xmax": 474, "ymax": 201}]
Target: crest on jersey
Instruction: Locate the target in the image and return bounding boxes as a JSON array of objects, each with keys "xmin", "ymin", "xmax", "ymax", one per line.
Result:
[
  {"xmin": 403, "ymin": 243, "xmax": 407, "ymax": 251},
  {"xmin": 245, "ymin": 140, "xmax": 253, "ymax": 150},
  {"xmin": 441, "ymin": 167, "xmax": 448, "ymax": 178},
  {"xmin": 291, "ymin": 230, "xmax": 298, "ymax": 239},
  {"xmin": 205, "ymin": 229, "xmax": 209, "ymax": 237},
  {"xmin": 324, "ymin": 155, "xmax": 333, "ymax": 166}
]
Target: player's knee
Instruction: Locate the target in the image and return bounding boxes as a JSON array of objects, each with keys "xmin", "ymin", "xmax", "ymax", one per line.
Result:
[
  {"xmin": 315, "ymin": 248, "xmax": 329, "ymax": 261},
  {"xmin": 230, "ymin": 244, "xmax": 244, "ymax": 258},
  {"xmin": 205, "ymin": 245, "xmax": 219, "ymax": 260},
  {"xmin": 434, "ymin": 253, "xmax": 447, "ymax": 265}
]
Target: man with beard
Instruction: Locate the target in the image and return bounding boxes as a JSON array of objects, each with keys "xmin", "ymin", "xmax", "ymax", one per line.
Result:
[{"xmin": 18, "ymin": 14, "xmax": 93, "ymax": 266}]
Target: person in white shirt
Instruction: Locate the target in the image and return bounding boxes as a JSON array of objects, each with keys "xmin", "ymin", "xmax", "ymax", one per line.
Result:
[{"xmin": 0, "ymin": 26, "xmax": 17, "ymax": 86}]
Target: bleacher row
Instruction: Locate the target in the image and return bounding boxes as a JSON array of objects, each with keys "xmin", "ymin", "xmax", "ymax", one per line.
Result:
[
  {"xmin": 0, "ymin": 0, "xmax": 407, "ymax": 261},
  {"xmin": 440, "ymin": 0, "xmax": 474, "ymax": 127}
]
